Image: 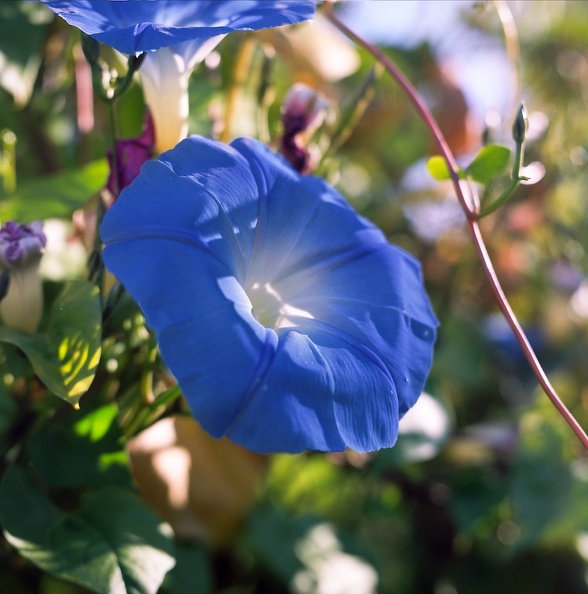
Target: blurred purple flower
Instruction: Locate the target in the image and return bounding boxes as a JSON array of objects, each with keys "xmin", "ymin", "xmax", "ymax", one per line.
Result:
[
  {"xmin": 550, "ymin": 260, "xmax": 583, "ymax": 293},
  {"xmin": 100, "ymin": 136, "xmax": 438, "ymax": 453},
  {"xmin": 42, "ymin": 1, "xmax": 317, "ymax": 152}
]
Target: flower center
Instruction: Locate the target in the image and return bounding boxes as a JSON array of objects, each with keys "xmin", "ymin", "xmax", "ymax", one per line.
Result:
[{"xmin": 248, "ymin": 281, "xmax": 313, "ymax": 330}]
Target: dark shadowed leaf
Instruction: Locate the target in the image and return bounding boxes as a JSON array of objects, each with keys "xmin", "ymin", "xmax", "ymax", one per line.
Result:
[
  {"xmin": 510, "ymin": 412, "xmax": 574, "ymax": 551},
  {"xmin": 29, "ymin": 403, "xmax": 132, "ymax": 488},
  {"xmin": 160, "ymin": 542, "xmax": 211, "ymax": 594}
]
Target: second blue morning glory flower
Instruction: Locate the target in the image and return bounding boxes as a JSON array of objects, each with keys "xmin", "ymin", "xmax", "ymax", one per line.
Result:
[
  {"xmin": 100, "ymin": 136, "xmax": 438, "ymax": 453},
  {"xmin": 42, "ymin": 0, "xmax": 317, "ymax": 152}
]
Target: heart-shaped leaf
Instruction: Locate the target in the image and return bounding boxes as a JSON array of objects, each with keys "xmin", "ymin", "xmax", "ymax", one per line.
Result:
[{"xmin": 0, "ymin": 466, "xmax": 175, "ymax": 594}]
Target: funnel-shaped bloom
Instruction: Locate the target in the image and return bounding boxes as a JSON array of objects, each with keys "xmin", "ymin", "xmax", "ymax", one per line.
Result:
[
  {"xmin": 0, "ymin": 221, "xmax": 46, "ymax": 333},
  {"xmin": 100, "ymin": 136, "xmax": 438, "ymax": 453},
  {"xmin": 42, "ymin": 1, "xmax": 316, "ymax": 153}
]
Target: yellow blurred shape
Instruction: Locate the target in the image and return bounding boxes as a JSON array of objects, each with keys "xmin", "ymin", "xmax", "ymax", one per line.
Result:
[{"xmin": 128, "ymin": 415, "xmax": 267, "ymax": 547}]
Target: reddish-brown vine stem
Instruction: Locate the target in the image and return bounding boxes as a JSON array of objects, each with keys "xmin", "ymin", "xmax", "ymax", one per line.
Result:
[{"xmin": 326, "ymin": 8, "xmax": 588, "ymax": 449}]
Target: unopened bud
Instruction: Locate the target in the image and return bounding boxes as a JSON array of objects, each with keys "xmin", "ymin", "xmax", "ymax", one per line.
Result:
[
  {"xmin": 107, "ymin": 109, "xmax": 155, "ymax": 199},
  {"xmin": 282, "ymin": 83, "xmax": 329, "ymax": 137},
  {"xmin": 0, "ymin": 221, "xmax": 46, "ymax": 333},
  {"xmin": 280, "ymin": 84, "xmax": 329, "ymax": 173},
  {"xmin": 512, "ymin": 103, "xmax": 528, "ymax": 144}
]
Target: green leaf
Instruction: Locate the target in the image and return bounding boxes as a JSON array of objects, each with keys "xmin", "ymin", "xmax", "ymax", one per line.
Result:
[
  {"xmin": 0, "ymin": 364, "xmax": 17, "ymax": 439},
  {"xmin": 466, "ymin": 144, "xmax": 511, "ymax": 184},
  {"xmin": 0, "ymin": 160, "xmax": 108, "ymax": 222},
  {"xmin": 0, "ymin": 2, "xmax": 52, "ymax": 105},
  {"xmin": 0, "ymin": 466, "xmax": 175, "ymax": 594},
  {"xmin": 426, "ymin": 155, "xmax": 452, "ymax": 180},
  {"xmin": 160, "ymin": 542, "xmax": 211, "ymax": 594},
  {"xmin": 246, "ymin": 506, "xmax": 314, "ymax": 582},
  {"xmin": 509, "ymin": 414, "xmax": 574, "ymax": 550},
  {"xmin": 451, "ymin": 467, "xmax": 508, "ymax": 537},
  {"xmin": 0, "ymin": 280, "xmax": 102, "ymax": 407},
  {"xmin": 29, "ymin": 403, "xmax": 132, "ymax": 488}
]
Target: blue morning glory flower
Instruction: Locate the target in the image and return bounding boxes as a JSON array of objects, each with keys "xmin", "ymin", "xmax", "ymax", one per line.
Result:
[
  {"xmin": 42, "ymin": 0, "xmax": 316, "ymax": 152},
  {"xmin": 100, "ymin": 136, "xmax": 438, "ymax": 453}
]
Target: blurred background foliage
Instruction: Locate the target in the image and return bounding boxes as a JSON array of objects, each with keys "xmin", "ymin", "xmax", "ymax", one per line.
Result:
[{"xmin": 1, "ymin": 1, "xmax": 588, "ymax": 593}]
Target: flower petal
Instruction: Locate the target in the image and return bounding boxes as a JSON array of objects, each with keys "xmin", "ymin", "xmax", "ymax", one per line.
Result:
[
  {"xmin": 101, "ymin": 136, "xmax": 259, "ymax": 275},
  {"xmin": 226, "ymin": 326, "xmax": 397, "ymax": 453},
  {"xmin": 232, "ymin": 139, "xmax": 387, "ymax": 282},
  {"xmin": 42, "ymin": 1, "xmax": 316, "ymax": 55},
  {"xmin": 270, "ymin": 249, "xmax": 437, "ymax": 416},
  {"xmin": 101, "ymin": 137, "xmax": 272, "ymax": 435}
]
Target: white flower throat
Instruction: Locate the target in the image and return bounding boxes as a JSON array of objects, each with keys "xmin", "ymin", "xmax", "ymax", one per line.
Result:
[{"xmin": 248, "ymin": 281, "xmax": 313, "ymax": 330}]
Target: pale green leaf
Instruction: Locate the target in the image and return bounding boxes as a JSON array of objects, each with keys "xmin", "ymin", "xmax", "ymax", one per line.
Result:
[
  {"xmin": 426, "ymin": 155, "xmax": 452, "ymax": 181},
  {"xmin": 466, "ymin": 144, "xmax": 511, "ymax": 184},
  {"xmin": 0, "ymin": 160, "xmax": 108, "ymax": 222},
  {"xmin": 0, "ymin": 280, "xmax": 102, "ymax": 406}
]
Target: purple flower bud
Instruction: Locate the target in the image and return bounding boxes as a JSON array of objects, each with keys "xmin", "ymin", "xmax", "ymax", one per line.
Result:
[
  {"xmin": 107, "ymin": 110, "xmax": 155, "ymax": 199},
  {"xmin": 0, "ymin": 221, "xmax": 46, "ymax": 270},
  {"xmin": 280, "ymin": 84, "xmax": 329, "ymax": 173},
  {"xmin": 282, "ymin": 83, "xmax": 329, "ymax": 137},
  {"xmin": 0, "ymin": 221, "xmax": 46, "ymax": 333}
]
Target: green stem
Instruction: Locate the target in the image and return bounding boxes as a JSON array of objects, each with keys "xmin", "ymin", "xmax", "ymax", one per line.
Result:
[
  {"xmin": 317, "ymin": 64, "xmax": 382, "ymax": 175},
  {"xmin": 106, "ymin": 100, "xmax": 120, "ymax": 194},
  {"xmin": 221, "ymin": 36, "xmax": 255, "ymax": 143},
  {"xmin": 0, "ymin": 130, "xmax": 17, "ymax": 194},
  {"xmin": 140, "ymin": 338, "xmax": 158, "ymax": 406},
  {"xmin": 255, "ymin": 45, "xmax": 275, "ymax": 145},
  {"xmin": 110, "ymin": 53, "xmax": 145, "ymax": 101}
]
